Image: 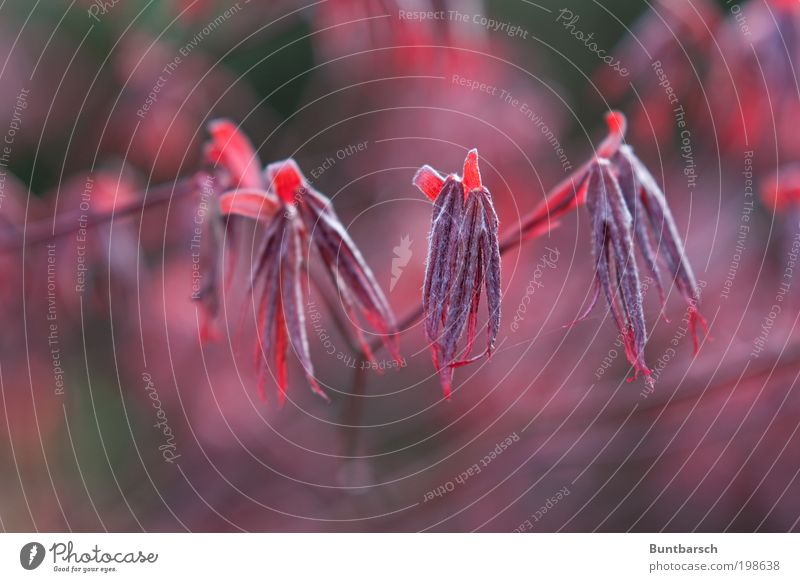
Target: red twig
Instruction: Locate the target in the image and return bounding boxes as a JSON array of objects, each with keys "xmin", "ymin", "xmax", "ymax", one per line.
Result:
[{"xmin": 0, "ymin": 174, "xmax": 205, "ymax": 251}]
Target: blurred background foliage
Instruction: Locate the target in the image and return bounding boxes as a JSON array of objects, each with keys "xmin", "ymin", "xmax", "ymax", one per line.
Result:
[{"xmin": 1, "ymin": 0, "xmax": 799, "ymax": 533}]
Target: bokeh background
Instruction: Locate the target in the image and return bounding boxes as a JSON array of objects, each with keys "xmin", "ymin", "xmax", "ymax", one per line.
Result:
[{"xmin": 1, "ymin": 0, "xmax": 799, "ymax": 532}]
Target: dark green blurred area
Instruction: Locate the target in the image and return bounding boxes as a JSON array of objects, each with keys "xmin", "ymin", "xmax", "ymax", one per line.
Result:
[{"xmin": 1, "ymin": 0, "xmax": 653, "ymax": 193}]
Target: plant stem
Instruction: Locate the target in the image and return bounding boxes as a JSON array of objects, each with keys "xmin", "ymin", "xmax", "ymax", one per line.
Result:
[{"xmin": 0, "ymin": 174, "xmax": 205, "ymax": 251}]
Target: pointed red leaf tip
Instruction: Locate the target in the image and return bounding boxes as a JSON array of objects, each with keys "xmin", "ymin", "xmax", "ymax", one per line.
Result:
[
  {"xmin": 688, "ymin": 306, "xmax": 710, "ymax": 355},
  {"xmin": 462, "ymin": 148, "xmax": 482, "ymax": 193},
  {"xmin": 598, "ymin": 110, "xmax": 627, "ymax": 159},
  {"xmin": 413, "ymin": 165, "xmax": 446, "ymax": 201},
  {"xmin": 266, "ymin": 159, "xmax": 305, "ymax": 205},
  {"xmin": 199, "ymin": 310, "xmax": 219, "ymax": 344},
  {"xmin": 605, "ymin": 110, "xmax": 627, "ymax": 136},
  {"xmin": 206, "ymin": 119, "xmax": 263, "ymax": 189}
]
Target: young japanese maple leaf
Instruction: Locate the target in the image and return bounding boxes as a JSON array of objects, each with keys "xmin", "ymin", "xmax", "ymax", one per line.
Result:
[
  {"xmin": 191, "ymin": 119, "xmax": 266, "ymax": 342},
  {"xmin": 570, "ymin": 112, "xmax": 708, "ymax": 381},
  {"xmin": 202, "ymin": 119, "xmax": 399, "ymax": 404},
  {"xmin": 581, "ymin": 158, "xmax": 651, "ymax": 378},
  {"xmin": 413, "ymin": 149, "xmax": 501, "ymax": 398}
]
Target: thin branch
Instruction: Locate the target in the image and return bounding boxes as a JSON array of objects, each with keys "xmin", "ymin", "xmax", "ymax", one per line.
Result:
[{"xmin": 0, "ymin": 174, "xmax": 206, "ymax": 251}]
